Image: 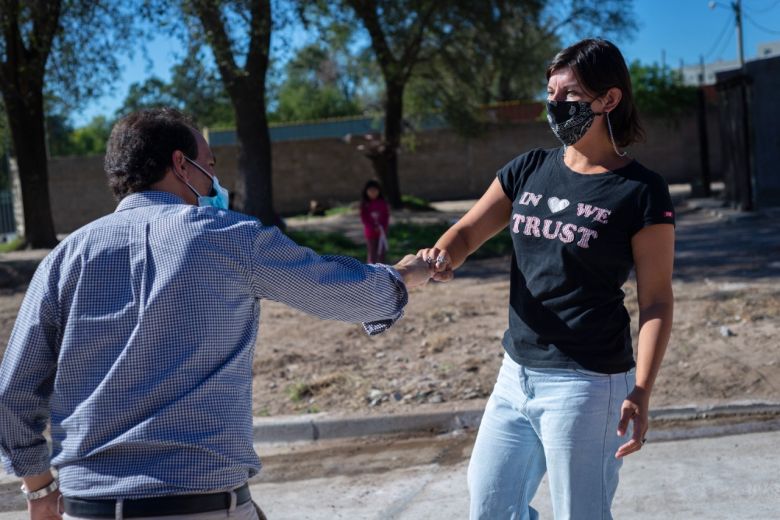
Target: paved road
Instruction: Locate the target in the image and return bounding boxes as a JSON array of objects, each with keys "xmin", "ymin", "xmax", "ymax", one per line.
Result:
[
  {"xmin": 248, "ymin": 430, "xmax": 780, "ymax": 519},
  {"xmin": 2, "ymin": 429, "xmax": 778, "ymax": 519}
]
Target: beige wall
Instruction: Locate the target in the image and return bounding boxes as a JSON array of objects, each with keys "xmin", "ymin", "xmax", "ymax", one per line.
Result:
[{"xmin": 46, "ymin": 113, "xmax": 720, "ymax": 234}]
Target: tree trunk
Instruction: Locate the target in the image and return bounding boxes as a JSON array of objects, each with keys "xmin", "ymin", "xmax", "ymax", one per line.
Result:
[
  {"xmin": 232, "ymin": 88, "xmax": 275, "ymax": 226},
  {"xmin": 2, "ymin": 89, "xmax": 58, "ymax": 248},
  {"xmin": 374, "ymin": 82, "xmax": 404, "ymax": 209}
]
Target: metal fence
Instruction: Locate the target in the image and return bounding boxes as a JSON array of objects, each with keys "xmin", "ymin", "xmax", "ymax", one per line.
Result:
[{"xmin": 0, "ymin": 190, "xmax": 16, "ymax": 235}]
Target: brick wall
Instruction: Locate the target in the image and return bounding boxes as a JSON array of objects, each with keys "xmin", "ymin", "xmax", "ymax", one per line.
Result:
[{"xmin": 46, "ymin": 113, "xmax": 721, "ymax": 234}]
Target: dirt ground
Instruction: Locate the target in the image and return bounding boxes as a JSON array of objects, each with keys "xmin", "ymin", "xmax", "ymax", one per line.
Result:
[{"xmin": 1, "ymin": 199, "xmax": 779, "ymax": 417}]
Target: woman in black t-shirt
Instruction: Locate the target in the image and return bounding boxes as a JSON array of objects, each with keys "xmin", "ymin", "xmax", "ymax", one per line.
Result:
[{"xmin": 418, "ymin": 39, "xmax": 675, "ymax": 519}]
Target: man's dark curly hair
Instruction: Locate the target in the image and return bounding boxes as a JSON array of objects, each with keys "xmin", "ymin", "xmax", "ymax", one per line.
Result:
[{"xmin": 104, "ymin": 108, "xmax": 198, "ymax": 199}]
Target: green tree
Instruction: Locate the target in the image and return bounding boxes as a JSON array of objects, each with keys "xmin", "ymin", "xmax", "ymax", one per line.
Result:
[
  {"xmin": 313, "ymin": 0, "xmax": 637, "ymax": 208},
  {"xmin": 68, "ymin": 115, "xmax": 113, "ymax": 156},
  {"xmin": 629, "ymin": 61, "xmax": 697, "ymax": 121},
  {"xmin": 169, "ymin": 48, "xmax": 235, "ymax": 128},
  {"xmin": 406, "ymin": 0, "xmax": 638, "ymax": 136},
  {"xmin": 272, "ymin": 44, "xmax": 363, "ymax": 122},
  {"xmin": 0, "ymin": 0, "xmax": 138, "ymax": 247},
  {"xmin": 405, "ymin": 2, "xmax": 559, "ymax": 138},
  {"xmin": 0, "ymin": 1, "xmax": 63, "ymax": 247},
  {"xmin": 116, "ymin": 48, "xmax": 235, "ymax": 129},
  {"xmin": 184, "ymin": 0, "xmax": 276, "ymax": 225},
  {"xmin": 45, "ymin": 112, "xmax": 76, "ymax": 157},
  {"xmin": 117, "ymin": 77, "xmax": 180, "ymax": 115},
  {"xmin": 270, "ymin": 23, "xmax": 373, "ymax": 122},
  {"xmin": 313, "ymin": 0, "xmax": 443, "ymax": 208}
]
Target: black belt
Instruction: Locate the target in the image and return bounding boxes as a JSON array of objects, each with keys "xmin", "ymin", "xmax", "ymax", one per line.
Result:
[{"xmin": 63, "ymin": 483, "xmax": 252, "ymax": 518}]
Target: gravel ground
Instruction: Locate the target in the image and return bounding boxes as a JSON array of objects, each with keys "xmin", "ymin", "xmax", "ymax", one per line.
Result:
[{"xmin": 1, "ymin": 198, "xmax": 779, "ymax": 417}]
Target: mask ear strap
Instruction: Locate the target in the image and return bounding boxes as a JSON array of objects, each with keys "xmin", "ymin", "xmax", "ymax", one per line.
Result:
[
  {"xmin": 172, "ymin": 160, "xmax": 203, "ymax": 199},
  {"xmin": 605, "ymin": 111, "xmax": 628, "ymax": 157}
]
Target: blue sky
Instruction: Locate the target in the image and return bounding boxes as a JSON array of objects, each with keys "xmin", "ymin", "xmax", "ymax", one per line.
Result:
[
  {"xmin": 618, "ymin": 0, "xmax": 780, "ymax": 67},
  {"xmin": 70, "ymin": 0, "xmax": 780, "ymax": 126}
]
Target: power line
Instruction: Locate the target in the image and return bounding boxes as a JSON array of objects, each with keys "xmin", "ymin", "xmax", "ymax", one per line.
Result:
[
  {"xmin": 744, "ymin": 0, "xmax": 780, "ymax": 15},
  {"xmin": 744, "ymin": 11, "xmax": 780, "ymax": 34},
  {"xmin": 713, "ymin": 27, "xmax": 736, "ymax": 59},
  {"xmin": 704, "ymin": 15, "xmax": 736, "ymax": 60}
]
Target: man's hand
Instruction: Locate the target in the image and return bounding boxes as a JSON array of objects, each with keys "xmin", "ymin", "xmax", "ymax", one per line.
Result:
[
  {"xmin": 23, "ymin": 471, "xmax": 62, "ymax": 519},
  {"xmin": 28, "ymin": 489, "xmax": 62, "ymax": 520},
  {"xmin": 393, "ymin": 254, "xmax": 433, "ymax": 288}
]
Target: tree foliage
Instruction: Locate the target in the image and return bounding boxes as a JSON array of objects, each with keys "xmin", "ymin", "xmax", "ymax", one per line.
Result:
[
  {"xmin": 305, "ymin": 0, "xmax": 444, "ymax": 208},
  {"xmin": 306, "ymin": 0, "xmax": 637, "ymax": 206},
  {"xmin": 0, "ymin": 0, "xmax": 144, "ymax": 247},
  {"xmin": 629, "ymin": 61, "xmax": 698, "ymax": 122},
  {"xmin": 186, "ymin": 0, "xmax": 277, "ymax": 224},
  {"xmin": 270, "ymin": 24, "xmax": 372, "ymax": 122},
  {"xmin": 406, "ymin": 0, "xmax": 638, "ymax": 136},
  {"xmin": 117, "ymin": 47, "xmax": 235, "ymax": 129},
  {"xmin": 48, "ymin": 114, "xmax": 112, "ymax": 157}
]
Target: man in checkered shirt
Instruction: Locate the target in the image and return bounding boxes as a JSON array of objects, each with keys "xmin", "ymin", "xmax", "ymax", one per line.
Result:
[{"xmin": 0, "ymin": 108, "xmax": 433, "ymax": 519}]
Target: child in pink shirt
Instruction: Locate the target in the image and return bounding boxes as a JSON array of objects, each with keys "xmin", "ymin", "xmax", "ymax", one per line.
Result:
[{"xmin": 360, "ymin": 180, "xmax": 390, "ymax": 263}]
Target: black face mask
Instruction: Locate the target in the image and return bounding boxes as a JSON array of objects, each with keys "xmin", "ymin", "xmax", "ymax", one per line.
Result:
[{"xmin": 546, "ymin": 100, "xmax": 603, "ymax": 146}]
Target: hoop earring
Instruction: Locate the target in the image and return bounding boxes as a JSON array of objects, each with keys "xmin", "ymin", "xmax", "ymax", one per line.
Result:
[{"xmin": 605, "ymin": 111, "xmax": 627, "ymax": 157}]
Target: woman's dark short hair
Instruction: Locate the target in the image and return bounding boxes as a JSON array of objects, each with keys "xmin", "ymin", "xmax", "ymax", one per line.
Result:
[
  {"xmin": 547, "ymin": 38, "xmax": 644, "ymax": 147},
  {"xmin": 104, "ymin": 108, "xmax": 198, "ymax": 199}
]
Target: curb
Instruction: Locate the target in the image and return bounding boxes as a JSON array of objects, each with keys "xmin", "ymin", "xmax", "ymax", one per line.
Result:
[
  {"xmin": 252, "ymin": 401, "xmax": 780, "ymax": 444},
  {"xmin": 2, "ymin": 402, "xmax": 779, "ymax": 499},
  {"xmin": 252, "ymin": 408, "xmax": 485, "ymax": 444}
]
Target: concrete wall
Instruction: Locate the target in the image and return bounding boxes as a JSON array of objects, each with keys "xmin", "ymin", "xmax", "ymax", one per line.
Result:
[{"xmin": 46, "ymin": 113, "xmax": 722, "ymax": 234}]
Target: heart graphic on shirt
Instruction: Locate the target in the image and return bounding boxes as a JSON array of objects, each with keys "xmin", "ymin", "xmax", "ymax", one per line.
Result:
[{"xmin": 547, "ymin": 197, "xmax": 570, "ymax": 213}]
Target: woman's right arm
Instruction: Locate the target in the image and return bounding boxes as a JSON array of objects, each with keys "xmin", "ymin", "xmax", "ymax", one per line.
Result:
[{"xmin": 418, "ymin": 178, "xmax": 512, "ymax": 278}]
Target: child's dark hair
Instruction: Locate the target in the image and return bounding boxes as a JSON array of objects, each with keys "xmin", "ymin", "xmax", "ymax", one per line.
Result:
[{"xmin": 361, "ymin": 180, "xmax": 384, "ymax": 204}]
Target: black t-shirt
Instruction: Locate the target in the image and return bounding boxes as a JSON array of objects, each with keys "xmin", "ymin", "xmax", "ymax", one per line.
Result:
[{"xmin": 496, "ymin": 147, "xmax": 675, "ymax": 374}]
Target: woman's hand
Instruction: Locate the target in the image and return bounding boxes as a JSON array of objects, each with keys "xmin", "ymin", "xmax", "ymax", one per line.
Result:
[
  {"xmin": 416, "ymin": 247, "xmax": 454, "ymax": 282},
  {"xmin": 615, "ymin": 387, "xmax": 650, "ymax": 458}
]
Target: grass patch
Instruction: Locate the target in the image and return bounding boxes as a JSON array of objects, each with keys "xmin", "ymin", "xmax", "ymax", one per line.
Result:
[
  {"xmin": 401, "ymin": 194, "xmax": 435, "ymax": 211},
  {"xmin": 286, "ymin": 382, "xmax": 313, "ymax": 403},
  {"xmin": 286, "ymin": 374, "xmax": 347, "ymax": 403},
  {"xmin": 286, "ymin": 222, "xmax": 514, "ymax": 263},
  {"xmin": 285, "ymin": 229, "xmax": 365, "ymax": 258},
  {"xmin": 387, "ymin": 222, "xmax": 513, "ymax": 262},
  {"xmin": 324, "ymin": 204, "xmax": 356, "ymax": 217},
  {"xmin": 0, "ymin": 236, "xmax": 24, "ymax": 253}
]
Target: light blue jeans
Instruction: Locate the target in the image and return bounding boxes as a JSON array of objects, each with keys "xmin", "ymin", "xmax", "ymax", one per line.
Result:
[{"xmin": 468, "ymin": 353, "xmax": 635, "ymax": 520}]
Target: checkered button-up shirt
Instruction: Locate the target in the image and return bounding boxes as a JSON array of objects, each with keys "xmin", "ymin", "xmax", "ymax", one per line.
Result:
[{"xmin": 0, "ymin": 191, "xmax": 407, "ymax": 498}]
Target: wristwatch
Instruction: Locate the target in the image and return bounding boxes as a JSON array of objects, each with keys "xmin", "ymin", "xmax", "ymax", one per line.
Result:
[{"xmin": 20, "ymin": 479, "xmax": 59, "ymax": 501}]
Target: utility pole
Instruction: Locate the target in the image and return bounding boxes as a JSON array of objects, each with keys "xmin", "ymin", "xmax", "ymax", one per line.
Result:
[
  {"xmin": 733, "ymin": 0, "xmax": 753, "ymax": 210},
  {"xmin": 710, "ymin": 0, "xmax": 752, "ymax": 210},
  {"xmin": 734, "ymin": 0, "xmax": 745, "ymax": 69},
  {"xmin": 696, "ymin": 54, "xmax": 712, "ymax": 197}
]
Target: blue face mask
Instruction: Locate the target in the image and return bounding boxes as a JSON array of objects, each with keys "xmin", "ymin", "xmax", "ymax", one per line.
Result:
[{"xmin": 184, "ymin": 156, "xmax": 230, "ymax": 210}]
